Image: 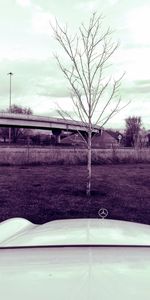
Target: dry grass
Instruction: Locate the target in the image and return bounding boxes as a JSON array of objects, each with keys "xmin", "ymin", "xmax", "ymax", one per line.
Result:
[
  {"xmin": 0, "ymin": 146, "xmax": 150, "ymax": 165},
  {"xmin": 0, "ymin": 164, "xmax": 149, "ymax": 225}
]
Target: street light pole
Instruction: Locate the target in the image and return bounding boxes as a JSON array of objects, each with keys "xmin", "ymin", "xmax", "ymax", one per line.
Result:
[{"xmin": 7, "ymin": 72, "xmax": 13, "ymax": 144}]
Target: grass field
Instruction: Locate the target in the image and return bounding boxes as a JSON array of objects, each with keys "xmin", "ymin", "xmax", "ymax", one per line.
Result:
[
  {"xmin": 0, "ymin": 146, "xmax": 150, "ymax": 165},
  {"xmin": 0, "ymin": 164, "xmax": 149, "ymax": 225}
]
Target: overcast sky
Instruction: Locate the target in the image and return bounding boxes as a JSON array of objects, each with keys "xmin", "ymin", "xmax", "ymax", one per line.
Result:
[{"xmin": 0, "ymin": 0, "xmax": 150, "ymax": 129}]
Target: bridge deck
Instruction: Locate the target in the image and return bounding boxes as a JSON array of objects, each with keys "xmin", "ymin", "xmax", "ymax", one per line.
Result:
[{"xmin": 0, "ymin": 113, "xmax": 100, "ymax": 133}]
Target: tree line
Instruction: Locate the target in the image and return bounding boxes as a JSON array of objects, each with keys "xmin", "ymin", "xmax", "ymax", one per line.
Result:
[
  {"xmin": 0, "ymin": 105, "xmax": 32, "ymax": 144},
  {"xmin": 124, "ymin": 116, "xmax": 149, "ymax": 148}
]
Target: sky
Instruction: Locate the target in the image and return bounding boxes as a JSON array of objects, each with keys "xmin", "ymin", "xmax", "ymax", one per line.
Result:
[{"xmin": 0, "ymin": 0, "xmax": 150, "ymax": 129}]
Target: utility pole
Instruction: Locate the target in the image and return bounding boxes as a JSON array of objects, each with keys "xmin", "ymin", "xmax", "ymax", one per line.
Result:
[{"xmin": 7, "ymin": 72, "xmax": 13, "ymax": 144}]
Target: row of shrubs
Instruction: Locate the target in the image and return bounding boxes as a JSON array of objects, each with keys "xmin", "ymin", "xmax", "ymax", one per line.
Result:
[{"xmin": 0, "ymin": 147, "xmax": 150, "ymax": 165}]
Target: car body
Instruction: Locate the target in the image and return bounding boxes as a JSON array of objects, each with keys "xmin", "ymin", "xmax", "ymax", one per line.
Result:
[{"xmin": 0, "ymin": 218, "xmax": 150, "ymax": 299}]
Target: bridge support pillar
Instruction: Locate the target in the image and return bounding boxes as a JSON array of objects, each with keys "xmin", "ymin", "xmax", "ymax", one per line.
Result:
[{"xmin": 52, "ymin": 129, "xmax": 62, "ymax": 144}]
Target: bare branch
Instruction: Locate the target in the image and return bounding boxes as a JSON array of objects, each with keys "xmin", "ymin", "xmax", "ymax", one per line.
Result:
[
  {"xmin": 55, "ymin": 56, "xmax": 89, "ymax": 118},
  {"xmin": 91, "ymin": 77, "xmax": 111, "ymax": 116},
  {"xmin": 71, "ymin": 94, "xmax": 87, "ymax": 124},
  {"xmin": 56, "ymin": 102, "xmax": 74, "ymax": 121},
  {"xmin": 93, "ymin": 72, "xmax": 125, "ymax": 124},
  {"xmin": 99, "ymin": 100, "xmax": 131, "ymax": 127}
]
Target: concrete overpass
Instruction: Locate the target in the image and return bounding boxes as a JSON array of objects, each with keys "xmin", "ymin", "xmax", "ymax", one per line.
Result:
[{"xmin": 0, "ymin": 113, "xmax": 100, "ymax": 142}]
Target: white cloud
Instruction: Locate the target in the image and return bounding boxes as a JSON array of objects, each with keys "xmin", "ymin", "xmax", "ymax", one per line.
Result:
[
  {"xmin": 32, "ymin": 10, "xmax": 55, "ymax": 35},
  {"xmin": 125, "ymin": 48, "xmax": 150, "ymax": 81},
  {"xmin": 108, "ymin": 0, "xmax": 119, "ymax": 5},
  {"xmin": 75, "ymin": 1, "xmax": 98, "ymax": 12},
  {"xmin": 16, "ymin": 0, "xmax": 55, "ymax": 36},
  {"xmin": 127, "ymin": 5, "xmax": 150, "ymax": 44},
  {"xmin": 112, "ymin": 46, "xmax": 150, "ymax": 82},
  {"xmin": 0, "ymin": 45, "xmax": 50, "ymax": 61},
  {"xmin": 16, "ymin": 0, "xmax": 31, "ymax": 7}
]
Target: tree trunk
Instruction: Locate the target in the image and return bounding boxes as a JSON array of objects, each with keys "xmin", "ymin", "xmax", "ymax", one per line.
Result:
[{"xmin": 86, "ymin": 130, "xmax": 92, "ymax": 197}]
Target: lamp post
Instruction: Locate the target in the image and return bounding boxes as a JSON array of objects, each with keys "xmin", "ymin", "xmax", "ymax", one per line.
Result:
[{"xmin": 7, "ymin": 72, "xmax": 13, "ymax": 144}]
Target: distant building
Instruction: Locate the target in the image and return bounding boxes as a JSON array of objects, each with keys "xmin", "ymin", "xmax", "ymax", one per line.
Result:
[
  {"xmin": 61, "ymin": 129, "xmax": 120, "ymax": 148},
  {"xmin": 92, "ymin": 130, "xmax": 119, "ymax": 148}
]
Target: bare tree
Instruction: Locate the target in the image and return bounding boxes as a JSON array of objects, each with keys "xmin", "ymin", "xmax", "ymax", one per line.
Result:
[
  {"xmin": 0, "ymin": 105, "xmax": 33, "ymax": 144},
  {"xmin": 125, "ymin": 116, "xmax": 142, "ymax": 147},
  {"xmin": 52, "ymin": 13, "xmax": 128, "ymax": 196}
]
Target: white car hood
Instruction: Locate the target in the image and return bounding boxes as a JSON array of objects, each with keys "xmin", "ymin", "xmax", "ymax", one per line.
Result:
[{"xmin": 0, "ymin": 217, "xmax": 150, "ymax": 246}]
